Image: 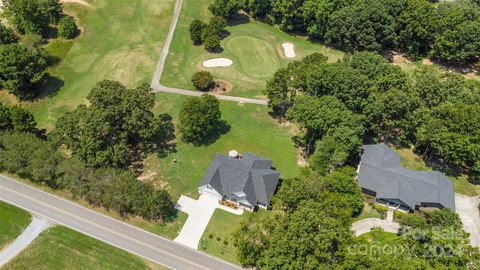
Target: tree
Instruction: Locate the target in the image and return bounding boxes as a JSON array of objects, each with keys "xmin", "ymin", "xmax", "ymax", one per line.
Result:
[
  {"xmin": 52, "ymin": 81, "xmax": 175, "ymax": 168},
  {"xmin": 431, "ymin": 20, "xmax": 480, "ymax": 64},
  {"xmin": 189, "ymin": 19, "xmax": 206, "ymax": 45},
  {"xmin": 0, "ymin": 24, "xmax": 18, "ymax": 45},
  {"xmin": 58, "ymin": 15, "xmax": 79, "ymax": 39},
  {"xmin": 415, "ymin": 101, "xmax": 480, "ymax": 171},
  {"xmin": 396, "ymin": 0, "xmax": 436, "ymax": 57},
  {"xmin": 203, "ymin": 34, "xmax": 221, "ymax": 52},
  {"xmin": 204, "ymin": 16, "xmax": 227, "ymax": 39},
  {"xmin": 191, "ymin": 71, "xmax": 214, "ymax": 90},
  {"xmin": 0, "ymin": 131, "xmax": 60, "ymax": 185},
  {"xmin": 178, "ymin": 94, "xmax": 222, "ymax": 143},
  {"xmin": 2, "ymin": 0, "xmax": 62, "ymax": 36},
  {"xmin": 208, "ymin": 0, "xmax": 242, "ymax": 19},
  {"xmin": 309, "ymin": 135, "xmax": 349, "ymax": 174},
  {"xmin": 0, "ymin": 44, "xmax": 47, "ymax": 98},
  {"xmin": 286, "ymin": 95, "xmax": 364, "ymax": 155},
  {"xmin": 9, "ymin": 105, "xmax": 39, "ymax": 133},
  {"xmin": 325, "ymin": 0, "xmax": 396, "ymax": 51},
  {"xmin": 244, "ymin": 0, "xmax": 273, "ymax": 21}
]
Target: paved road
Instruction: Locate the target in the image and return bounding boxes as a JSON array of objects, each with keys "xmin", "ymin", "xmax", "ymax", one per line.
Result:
[
  {"xmin": 150, "ymin": 0, "xmax": 268, "ymax": 106},
  {"xmin": 0, "ymin": 175, "xmax": 242, "ymax": 270},
  {"xmin": 0, "ymin": 217, "xmax": 51, "ymax": 267}
]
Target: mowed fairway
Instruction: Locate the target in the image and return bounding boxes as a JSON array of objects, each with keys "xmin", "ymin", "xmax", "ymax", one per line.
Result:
[
  {"xmin": 2, "ymin": 226, "xmax": 168, "ymax": 270},
  {"xmin": 145, "ymin": 93, "xmax": 299, "ymax": 200},
  {"xmin": 29, "ymin": 0, "xmax": 175, "ymax": 129},
  {"xmin": 160, "ymin": 0, "xmax": 343, "ymax": 99},
  {"xmin": 0, "ymin": 201, "xmax": 31, "ymax": 249}
]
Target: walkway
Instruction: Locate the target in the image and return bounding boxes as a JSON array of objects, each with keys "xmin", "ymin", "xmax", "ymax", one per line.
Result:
[
  {"xmin": 150, "ymin": 0, "xmax": 268, "ymax": 106},
  {"xmin": 455, "ymin": 193, "xmax": 480, "ymax": 247},
  {"xmin": 351, "ymin": 209, "xmax": 400, "ymax": 236},
  {"xmin": 174, "ymin": 195, "xmax": 243, "ymax": 249},
  {"xmin": 0, "ymin": 175, "xmax": 241, "ymax": 270},
  {"xmin": 0, "ymin": 217, "xmax": 51, "ymax": 267}
]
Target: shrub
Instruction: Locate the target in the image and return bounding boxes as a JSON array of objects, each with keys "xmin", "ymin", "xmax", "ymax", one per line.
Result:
[
  {"xmin": 204, "ymin": 34, "xmax": 221, "ymax": 52},
  {"xmin": 189, "ymin": 19, "xmax": 206, "ymax": 45},
  {"xmin": 191, "ymin": 71, "xmax": 214, "ymax": 90},
  {"xmin": 394, "ymin": 211, "xmax": 427, "ymax": 228},
  {"xmin": 0, "ymin": 24, "xmax": 18, "ymax": 45},
  {"xmin": 223, "ymin": 240, "xmax": 229, "ymax": 245},
  {"xmin": 205, "ymin": 16, "xmax": 227, "ymax": 39},
  {"xmin": 208, "ymin": 233, "xmax": 214, "ymax": 239},
  {"xmin": 58, "ymin": 16, "xmax": 79, "ymax": 39},
  {"xmin": 21, "ymin": 34, "xmax": 44, "ymax": 49},
  {"xmin": 373, "ymin": 204, "xmax": 388, "ymax": 219},
  {"xmin": 216, "ymin": 236, "xmax": 221, "ymax": 241}
]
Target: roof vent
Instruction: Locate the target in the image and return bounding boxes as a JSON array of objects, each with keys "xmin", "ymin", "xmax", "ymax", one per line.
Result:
[{"xmin": 229, "ymin": 150, "xmax": 239, "ymax": 158}]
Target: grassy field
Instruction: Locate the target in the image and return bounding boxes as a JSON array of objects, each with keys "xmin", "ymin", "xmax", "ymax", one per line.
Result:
[
  {"xmin": 5, "ymin": 0, "xmax": 175, "ymax": 130},
  {"xmin": 3, "ymin": 226, "xmax": 168, "ymax": 270},
  {"xmin": 0, "ymin": 201, "xmax": 31, "ymax": 249},
  {"xmin": 146, "ymin": 92, "xmax": 299, "ymax": 200},
  {"xmin": 395, "ymin": 148, "xmax": 480, "ymax": 196},
  {"xmin": 160, "ymin": 0, "xmax": 344, "ymax": 99}
]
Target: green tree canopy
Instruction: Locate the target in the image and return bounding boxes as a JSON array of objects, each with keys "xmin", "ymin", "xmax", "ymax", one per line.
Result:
[
  {"xmin": 2, "ymin": 0, "xmax": 63, "ymax": 36},
  {"xmin": 0, "ymin": 43, "xmax": 47, "ymax": 98},
  {"xmin": 52, "ymin": 80, "xmax": 175, "ymax": 168},
  {"xmin": 178, "ymin": 94, "xmax": 223, "ymax": 144}
]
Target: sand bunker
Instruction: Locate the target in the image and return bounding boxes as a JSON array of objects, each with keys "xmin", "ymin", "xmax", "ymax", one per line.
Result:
[
  {"xmin": 282, "ymin": 42, "xmax": 296, "ymax": 58},
  {"xmin": 202, "ymin": 58, "xmax": 233, "ymax": 68}
]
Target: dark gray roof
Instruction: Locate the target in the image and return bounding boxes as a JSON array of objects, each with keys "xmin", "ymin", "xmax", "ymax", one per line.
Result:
[
  {"xmin": 199, "ymin": 153, "xmax": 280, "ymax": 207},
  {"xmin": 357, "ymin": 144, "xmax": 455, "ymax": 211}
]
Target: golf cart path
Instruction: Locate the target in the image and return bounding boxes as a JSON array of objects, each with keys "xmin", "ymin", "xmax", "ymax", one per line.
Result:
[
  {"xmin": 351, "ymin": 209, "xmax": 400, "ymax": 236},
  {"xmin": 150, "ymin": 0, "xmax": 268, "ymax": 106},
  {"xmin": 0, "ymin": 216, "xmax": 51, "ymax": 267}
]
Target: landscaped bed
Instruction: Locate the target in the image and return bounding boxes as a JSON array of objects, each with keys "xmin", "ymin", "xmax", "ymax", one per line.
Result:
[{"xmin": 0, "ymin": 201, "xmax": 31, "ymax": 250}]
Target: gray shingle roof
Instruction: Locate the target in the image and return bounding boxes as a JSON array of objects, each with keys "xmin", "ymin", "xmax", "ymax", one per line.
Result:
[
  {"xmin": 357, "ymin": 144, "xmax": 455, "ymax": 211},
  {"xmin": 199, "ymin": 153, "xmax": 280, "ymax": 207}
]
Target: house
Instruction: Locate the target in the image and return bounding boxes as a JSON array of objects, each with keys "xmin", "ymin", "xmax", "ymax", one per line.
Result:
[
  {"xmin": 357, "ymin": 144, "xmax": 455, "ymax": 212},
  {"xmin": 198, "ymin": 152, "xmax": 280, "ymax": 210}
]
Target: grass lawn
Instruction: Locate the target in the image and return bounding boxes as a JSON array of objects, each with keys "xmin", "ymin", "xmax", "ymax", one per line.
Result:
[
  {"xmin": 395, "ymin": 148, "xmax": 480, "ymax": 196},
  {"xmin": 9, "ymin": 0, "xmax": 175, "ymax": 130},
  {"xmin": 357, "ymin": 230, "xmax": 399, "ymax": 243},
  {"xmin": 355, "ymin": 202, "xmax": 381, "ymax": 221},
  {"xmin": 146, "ymin": 92, "xmax": 299, "ymax": 200},
  {"xmin": 160, "ymin": 0, "xmax": 344, "ymax": 99},
  {"xmin": 0, "ymin": 201, "xmax": 31, "ymax": 249},
  {"xmin": 198, "ymin": 209, "xmax": 267, "ymax": 264},
  {"xmin": 2, "ymin": 226, "xmax": 168, "ymax": 270}
]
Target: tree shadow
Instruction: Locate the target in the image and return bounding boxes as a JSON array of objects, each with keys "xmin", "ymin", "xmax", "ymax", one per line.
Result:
[
  {"xmin": 191, "ymin": 120, "xmax": 231, "ymax": 146},
  {"xmin": 34, "ymin": 75, "xmax": 65, "ymax": 99},
  {"xmin": 206, "ymin": 46, "xmax": 224, "ymax": 54},
  {"xmin": 227, "ymin": 12, "xmax": 250, "ymax": 26}
]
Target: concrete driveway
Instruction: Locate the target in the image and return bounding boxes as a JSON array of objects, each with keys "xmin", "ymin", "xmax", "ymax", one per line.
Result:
[
  {"xmin": 174, "ymin": 195, "xmax": 243, "ymax": 249},
  {"xmin": 351, "ymin": 209, "xmax": 400, "ymax": 236},
  {"xmin": 455, "ymin": 193, "xmax": 480, "ymax": 247}
]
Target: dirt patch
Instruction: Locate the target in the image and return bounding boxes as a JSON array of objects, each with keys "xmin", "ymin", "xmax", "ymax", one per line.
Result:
[
  {"xmin": 297, "ymin": 150, "xmax": 308, "ymax": 167},
  {"xmin": 210, "ymin": 79, "xmax": 232, "ymax": 95},
  {"xmin": 422, "ymin": 58, "xmax": 433, "ymax": 65}
]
